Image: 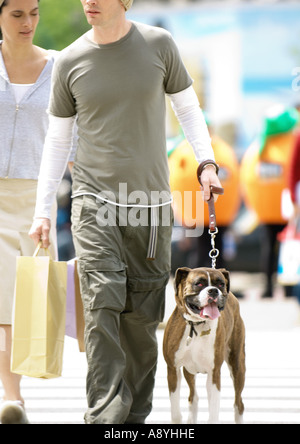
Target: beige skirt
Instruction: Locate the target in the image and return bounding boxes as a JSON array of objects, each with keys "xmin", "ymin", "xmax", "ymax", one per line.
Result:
[{"xmin": 0, "ymin": 179, "xmax": 57, "ymax": 325}]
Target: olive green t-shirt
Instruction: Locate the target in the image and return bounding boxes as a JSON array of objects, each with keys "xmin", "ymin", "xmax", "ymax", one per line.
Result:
[{"xmin": 49, "ymin": 21, "xmax": 192, "ymax": 206}]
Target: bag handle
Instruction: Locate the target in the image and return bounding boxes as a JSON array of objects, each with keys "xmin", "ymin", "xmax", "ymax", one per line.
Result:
[{"xmin": 33, "ymin": 241, "xmax": 52, "ymax": 258}]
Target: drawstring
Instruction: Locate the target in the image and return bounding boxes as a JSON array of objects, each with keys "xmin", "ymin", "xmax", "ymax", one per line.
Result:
[{"xmin": 147, "ymin": 207, "xmax": 159, "ymax": 260}]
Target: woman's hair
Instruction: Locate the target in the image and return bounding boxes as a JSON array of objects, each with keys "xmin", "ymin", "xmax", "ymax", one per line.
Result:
[
  {"xmin": 0, "ymin": 1, "xmax": 7, "ymax": 15},
  {"xmin": 0, "ymin": 1, "xmax": 7, "ymax": 39},
  {"xmin": 0, "ymin": 0, "xmax": 9, "ymax": 14},
  {"xmin": 1, "ymin": 0, "xmax": 40, "ymax": 13}
]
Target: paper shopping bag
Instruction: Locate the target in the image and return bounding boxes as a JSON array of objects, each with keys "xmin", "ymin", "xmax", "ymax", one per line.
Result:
[
  {"xmin": 11, "ymin": 243, "xmax": 67, "ymax": 379},
  {"xmin": 66, "ymin": 259, "xmax": 85, "ymax": 352},
  {"xmin": 277, "ymin": 220, "xmax": 300, "ymax": 286}
]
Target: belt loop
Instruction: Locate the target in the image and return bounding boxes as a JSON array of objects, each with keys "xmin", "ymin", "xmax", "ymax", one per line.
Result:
[{"xmin": 147, "ymin": 207, "xmax": 159, "ymax": 261}]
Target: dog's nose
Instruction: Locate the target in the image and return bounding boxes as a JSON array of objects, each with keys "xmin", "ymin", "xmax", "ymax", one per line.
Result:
[{"xmin": 207, "ymin": 288, "xmax": 219, "ymax": 302}]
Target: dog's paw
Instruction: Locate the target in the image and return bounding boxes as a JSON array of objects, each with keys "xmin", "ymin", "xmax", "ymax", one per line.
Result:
[
  {"xmin": 171, "ymin": 415, "xmax": 183, "ymax": 424},
  {"xmin": 187, "ymin": 415, "xmax": 197, "ymax": 424}
]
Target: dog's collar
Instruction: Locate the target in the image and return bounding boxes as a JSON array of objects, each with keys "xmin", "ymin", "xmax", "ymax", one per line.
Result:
[
  {"xmin": 182, "ymin": 314, "xmax": 209, "ymax": 342},
  {"xmin": 187, "ymin": 320, "xmax": 205, "ymax": 340}
]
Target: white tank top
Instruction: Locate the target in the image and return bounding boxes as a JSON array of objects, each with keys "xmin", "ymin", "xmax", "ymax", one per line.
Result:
[{"xmin": 11, "ymin": 83, "xmax": 34, "ymax": 103}]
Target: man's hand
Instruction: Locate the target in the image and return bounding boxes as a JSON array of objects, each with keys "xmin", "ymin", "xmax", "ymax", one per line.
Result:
[
  {"xmin": 200, "ymin": 165, "xmax": 223, "ymax": 201},
  {"xmin": 29, "ymin": 218, "xmax": 51, "ymax": 249}
]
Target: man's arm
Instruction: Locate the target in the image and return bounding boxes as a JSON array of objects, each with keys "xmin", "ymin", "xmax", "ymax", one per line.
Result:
[
  {"xmin": 168, "ymin": 86, "xmax": 222, "ymax": 201},
  {"xmin": 29, "ymin": 115, "xmax": 76, "ymax": 248}
]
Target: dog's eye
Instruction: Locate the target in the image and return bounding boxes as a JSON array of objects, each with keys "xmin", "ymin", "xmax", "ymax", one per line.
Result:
[
  {"xmin": 218, "ymin": 282, "xmax": 225, "ymax": 288},
  {"xmin": 197, "ymin": 280, "xmax": 207, "ymax": 287},
  {"xmin": 195, "ymin": 281, "xmax": 204, "ymax": 288},
  {"xmin": 194, "ymin": 279, "xmax": 207, "ymax": 288}
]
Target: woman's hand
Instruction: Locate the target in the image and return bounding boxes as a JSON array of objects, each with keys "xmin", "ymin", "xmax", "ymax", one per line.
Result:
[{"xmin": 29, "ymin": 218, "xmax": 51, "ymax": 249}]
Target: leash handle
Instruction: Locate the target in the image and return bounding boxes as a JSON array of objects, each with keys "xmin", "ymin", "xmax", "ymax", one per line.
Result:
[
  {"xmin": 197, "ymin": 160, "xmax": 223, "ymax": 231},
  {"xmin": 207, "ymin": 186, "xmax": 224, "ymax": 233}
]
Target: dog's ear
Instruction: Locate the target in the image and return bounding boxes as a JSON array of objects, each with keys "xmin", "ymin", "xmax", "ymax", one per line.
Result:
[
  {"xmin": 218, "ymin": 268, "xmax": 230, "ymax": 293},
  {"xmin": 174, "ymin": 267, "xmax": 191, "ymax": 294}
]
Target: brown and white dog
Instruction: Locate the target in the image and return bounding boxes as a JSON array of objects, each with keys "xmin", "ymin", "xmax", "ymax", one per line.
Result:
[{"xmin": 163, "ymin": 267, "xmax": 246, "ymax": 424}]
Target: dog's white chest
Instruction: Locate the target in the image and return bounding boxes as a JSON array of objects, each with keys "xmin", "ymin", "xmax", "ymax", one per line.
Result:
[{"xmin": 174, "ymin": 322, "xmax": 218, "ymax": 375}]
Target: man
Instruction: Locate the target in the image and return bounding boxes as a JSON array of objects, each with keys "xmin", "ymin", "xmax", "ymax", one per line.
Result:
[{"xmin": 30, "ymin": 0, "xmax": 221, "ymax": 424}]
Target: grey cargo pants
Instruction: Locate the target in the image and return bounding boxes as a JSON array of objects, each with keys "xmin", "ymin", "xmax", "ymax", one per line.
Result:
[{"xmin": 71, "ymin": 195, "xmax": 172, "ymax": 424}]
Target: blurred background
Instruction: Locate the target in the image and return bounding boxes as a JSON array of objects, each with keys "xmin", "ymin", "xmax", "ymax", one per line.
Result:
[
  {"xmin": 10, "ymin": 2, "xmax": 297, "ymax": 424},
  {"xmin": 34, "ymin": 0, "xmax": 300, "ymax": 300}
]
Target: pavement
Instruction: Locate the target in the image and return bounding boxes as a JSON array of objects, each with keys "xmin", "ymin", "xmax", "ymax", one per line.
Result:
[{"xmin": 1, "ymin": 273, "xmax": 300, "ymax": 424}]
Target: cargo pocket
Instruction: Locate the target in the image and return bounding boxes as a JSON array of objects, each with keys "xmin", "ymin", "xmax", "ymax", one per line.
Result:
[
  {"xmin": 78, "ymin": 256, "xmax": 127, "ymax": 312},
  {"xmin": 71, "ymin": 196, "xmax": 85, "ymax": 232},
  {"xmin": 126, "ymin": 273, "xmax": 170, "ymax": 324},
  {"xmin": 71, "ymin": 195, "xmax": 103, "ymax": 234}
]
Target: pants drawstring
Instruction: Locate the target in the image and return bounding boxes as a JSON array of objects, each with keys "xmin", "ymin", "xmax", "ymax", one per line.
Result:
[{"xmin": 147, "ymin": 207, "xmax": 159, "ymax": 260}]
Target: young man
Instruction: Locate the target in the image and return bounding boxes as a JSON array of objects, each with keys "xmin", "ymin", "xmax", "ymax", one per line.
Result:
[{"xmin": 29, "ymin": 0, "xmax": 221, "ymax": 424}]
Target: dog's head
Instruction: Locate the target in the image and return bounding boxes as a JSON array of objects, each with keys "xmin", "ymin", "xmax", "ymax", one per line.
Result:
[{"xmin": 174, "ymin": 267, "xmax": 230, "ymax": 322}]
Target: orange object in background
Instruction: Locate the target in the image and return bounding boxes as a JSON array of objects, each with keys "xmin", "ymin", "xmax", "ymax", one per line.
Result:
[
  {"xmin": 169, "ymin": 136, "xmax": 241, "ymax": 228},
  {"xmin": 240, "ymin": 132, "xmax": 296, "ymax": 225}
]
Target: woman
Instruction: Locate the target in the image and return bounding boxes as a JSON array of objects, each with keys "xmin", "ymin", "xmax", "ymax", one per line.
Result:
[
  {"xmin": 288, "ymin": 130, "xmax": 300, "ymax": 303},
  {"xmin": 288, "ymin": 131, "xmax": 300, "ymax": 215},
  {"xmin": 0, "ymin": 0, "xmax": 60, "ymax": 424}
]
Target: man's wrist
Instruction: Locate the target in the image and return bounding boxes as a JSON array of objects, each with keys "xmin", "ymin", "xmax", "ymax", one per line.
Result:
[{"xmin": 197, "ymin": 160, "xmax": 219, "ymax": 186}]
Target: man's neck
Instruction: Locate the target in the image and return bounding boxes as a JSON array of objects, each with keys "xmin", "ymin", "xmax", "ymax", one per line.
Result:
[{"xmin": 91, "ymin": 19, "xmax": 132, "ymax": 45}]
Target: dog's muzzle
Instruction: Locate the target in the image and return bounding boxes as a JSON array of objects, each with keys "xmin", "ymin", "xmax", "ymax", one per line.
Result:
[{"xmin": 185, "ymin": 288, "xmax": 222, "ymax": 321}]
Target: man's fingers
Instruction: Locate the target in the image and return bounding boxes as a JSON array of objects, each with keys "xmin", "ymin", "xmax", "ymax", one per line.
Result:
[
  {"xmin": 199, "ymin": 164, "xmax": 223, "ymax": 202},
  {"xmin": 202, "ymin": 183, "xmax": 212, "ymax": 201}
]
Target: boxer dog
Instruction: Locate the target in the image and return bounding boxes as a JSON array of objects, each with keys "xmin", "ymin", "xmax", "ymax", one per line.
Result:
[{"xmin": 163, "ymin": 267, "xmax": 245, "ymax": 424}]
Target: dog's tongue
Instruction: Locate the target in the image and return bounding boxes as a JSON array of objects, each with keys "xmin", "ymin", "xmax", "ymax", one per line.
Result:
[{"xmin": 201, "ymin": 302, "xmax": 220, "ymax": 320}]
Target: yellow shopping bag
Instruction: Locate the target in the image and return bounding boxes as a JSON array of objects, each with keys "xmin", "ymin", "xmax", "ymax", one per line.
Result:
[{"xmin": 11, "ymin": 242, "xmax": 67, "ymax": 379}]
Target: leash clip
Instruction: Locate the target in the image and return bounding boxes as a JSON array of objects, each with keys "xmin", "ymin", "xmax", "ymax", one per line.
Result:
[
  {"xmin": 207, "ymin": 186, "xmax": 224, "ymax": 269},
  {"xmin": 209, "ymin": 227, "xmax": 220, "ymax": 269}
]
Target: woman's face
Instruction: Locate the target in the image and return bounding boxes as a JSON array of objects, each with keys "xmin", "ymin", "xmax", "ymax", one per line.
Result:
[{"xmin": 0, "ymin": 0, "xmax": 40, "ymax": 44}]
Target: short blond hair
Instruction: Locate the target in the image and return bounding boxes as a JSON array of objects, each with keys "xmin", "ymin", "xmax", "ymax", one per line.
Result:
[{"xmin": 120, "ymin": 0, "xmax": 133, "ymax": 11}]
